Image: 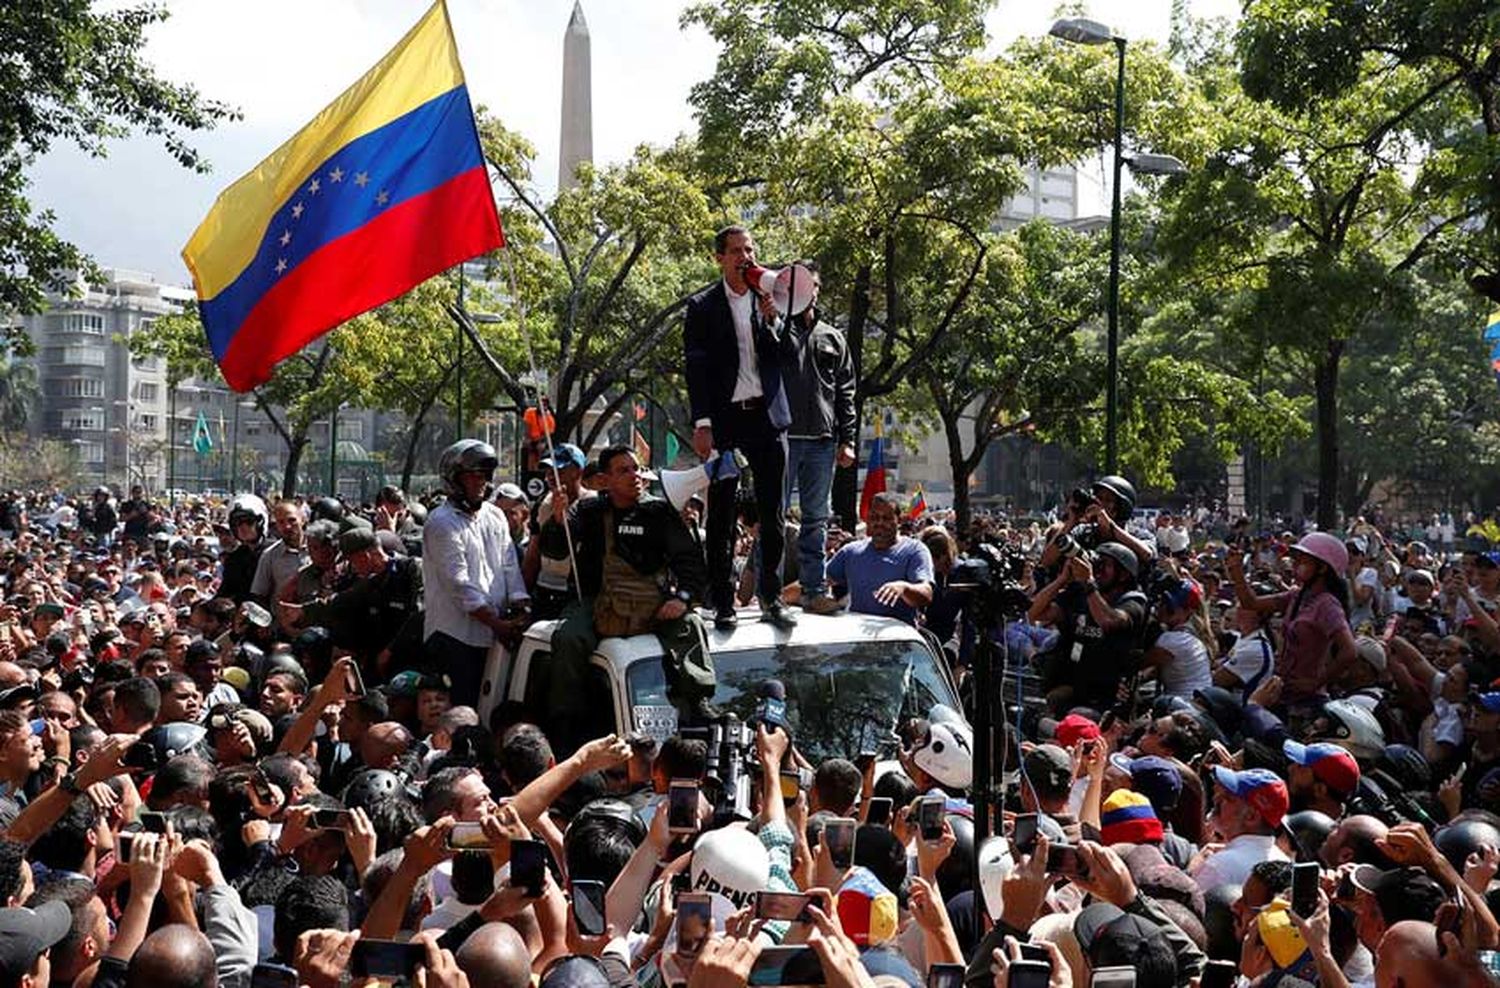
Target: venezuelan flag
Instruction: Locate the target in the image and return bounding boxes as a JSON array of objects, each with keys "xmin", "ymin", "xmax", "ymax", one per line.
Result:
[
  {"xmin": 908, "ymin": 485, "xmax": 927, "ymax": 520},
  {"xmin": 859, "ymin": 418, "xmax": 886, "ymax": 522},
  {"xmin": 183, "ymin": 1, "xmax": 503, "ymax": 391},
  {"xmin": 1486, "ymin": 309, "xmax": 1500, "ymax": 341}
]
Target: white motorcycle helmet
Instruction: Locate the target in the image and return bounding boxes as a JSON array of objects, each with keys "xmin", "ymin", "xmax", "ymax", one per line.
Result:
[
  {"xmin": 226, "ymin": 493, "xmax": 268, "ymax": 540},
  {"xmin": 911, "ymin": 705, "xmax": 974, "ymax": 789},
  {"xmin": 1315, "ymin": 698, "xmax": 1386, "ymax": 762},
  {"xmin": 977, "ymin": 836, "xmax": 1014, "ymax": 921}
]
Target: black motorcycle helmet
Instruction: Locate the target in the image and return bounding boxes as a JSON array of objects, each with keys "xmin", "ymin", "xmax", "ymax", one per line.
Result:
[
  {"xmin": 934, "ymin": 813, "xmax": 974, "ymax": 904},
  {"xmin": 1092, "ymin": 475, "xmax": 1136, "ymax": 522},
  {"xmin": 1094, "ymin": 542, "xmax": 1140, "ymax": 584},
  {"xmin": 1374, "ymin": 743, "xmax": 1432, "ymax": 792},
  {"xmin": 1435, "ymin": 816, "xmax": 1500, "ymax": 872},
  {"xmin": 1280, "ymin": 810, "xmax": 1335, "ymax": 863},
  {"xmin": 310, "ymin": 497, "xmax": 345, "ymax": 523},
  {"xmin": 342, "ymin": 769, "xmax": 404, "ymax": 811},
  {"xmin": 1193, "ymin": 687, "xmax": 1245, "ymax": 740}
]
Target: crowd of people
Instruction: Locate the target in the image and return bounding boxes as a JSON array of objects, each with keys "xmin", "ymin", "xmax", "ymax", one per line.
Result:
[{"xmin": 0, "ymin": 220, "xmax": 1490, "ymax": 988}]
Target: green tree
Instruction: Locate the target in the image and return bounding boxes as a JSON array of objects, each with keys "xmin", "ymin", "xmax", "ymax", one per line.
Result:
[
  {"xmin": 0, "ymin": 2, "xmax": 237, "ymax": 320},
  {"xmin": 0, "ymin": 351, "xmax": 39, "ymax": 432},
  {"xmin": 1235, "ymin": 0, "xmax": 1500, "ymax": 305}
]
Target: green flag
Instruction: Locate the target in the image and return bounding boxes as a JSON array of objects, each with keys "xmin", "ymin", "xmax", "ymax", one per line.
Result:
[
  {"xmin": 665, "ymin": 431, "xmax": 680, "ymax": 465},
  {"xmin": 192, "ymin": 411, "xmax": 213, "ymax": 456}
]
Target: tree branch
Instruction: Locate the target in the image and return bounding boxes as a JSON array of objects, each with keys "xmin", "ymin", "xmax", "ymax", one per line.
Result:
[{"xmin": 487, "ymin": 158, "xmax": 574, "ymax": 283}]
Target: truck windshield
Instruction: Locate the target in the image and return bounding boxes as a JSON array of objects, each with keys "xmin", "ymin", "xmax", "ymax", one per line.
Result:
[{"xmin": 625, "ymin": 638, "xmax": 958, "ymax": 762}]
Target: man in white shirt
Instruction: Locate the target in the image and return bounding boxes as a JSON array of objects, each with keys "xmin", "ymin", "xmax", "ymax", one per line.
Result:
[
  {"xmin": 249, "ymin": 500, "xmax": 309, "ymax": 604},
  {"xmin": 1193, "ymin": 766, "xmax": 1290, "ymax": 891},
  {"xmin": 422, "ymin": 440, "xmax": 530, "ymax": 706}
]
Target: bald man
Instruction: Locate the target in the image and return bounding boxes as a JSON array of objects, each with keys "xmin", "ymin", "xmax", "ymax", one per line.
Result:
[
  {"xmin": 360, "ymin": 722, "xmax": 414, "ymax": 771},
  {"xmin": 1374, "ymin": 921, "xmax": 1442, "ymax": 988},
  {"xmin": 125, "ymin": 924, "xmax": 218, "ymax": 988},
  {"xmin": 455, "ymin": 922, "xmax": 531, "ymax": 988},
  {"xmin": 1320, "ymin": 815, "xmax": 1391, "ymax": 868}
]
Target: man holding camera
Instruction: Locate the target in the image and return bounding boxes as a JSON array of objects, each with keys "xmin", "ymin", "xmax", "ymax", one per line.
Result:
[
  {"xmin": 1039, "ymin": 476, "xmax": 1155, "ymax": 576},
  {"xmin": 1027, "ymin": 541, "xmax": 1149, "ymax": 713},
  {"xmin": 540, "ymin": 445, "xmax": 716, "ymax": 753}
]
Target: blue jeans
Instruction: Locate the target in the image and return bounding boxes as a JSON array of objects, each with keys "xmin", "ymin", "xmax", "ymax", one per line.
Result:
[{"xmin": 784, "ymin": 438, "xmax": 836, "ymax": 597}]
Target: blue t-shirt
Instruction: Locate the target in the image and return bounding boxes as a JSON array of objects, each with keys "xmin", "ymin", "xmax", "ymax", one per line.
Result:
[{"xmin": 826, "ymin": 536, "xmax": 935, "ymax": 624}]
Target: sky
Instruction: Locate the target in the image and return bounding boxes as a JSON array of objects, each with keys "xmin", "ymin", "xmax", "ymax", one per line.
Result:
[{"xmin": 28, "ymin": 0, "xmax": 1240, "ymax": 288}]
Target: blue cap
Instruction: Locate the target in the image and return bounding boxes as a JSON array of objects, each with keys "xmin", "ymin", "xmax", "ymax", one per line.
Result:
[
  {"xmin": 541, "ymin": 443, "xmax": 587, "ymax": 471},
  {"xmin": 1475, "ymin": 691, "xmax": 1500, "ymax": 713},
  {"xmin": 1108, "ymin": 753, "xmax": 1183, "ymax": 813}
]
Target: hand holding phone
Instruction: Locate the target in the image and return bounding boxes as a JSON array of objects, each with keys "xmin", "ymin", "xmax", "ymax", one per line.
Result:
[
  {"xmin": 918, "ymin": 796, "xmax": 945, "ymax": 842},
  {"xmin": 667, "ymin": 780, "xmax": 699, "ymax": 835},
  {"xmin": 349, "ymin": 940, "xmax": 424, "ymax": 980},
  {"xmin": 1291, "ymin": 861, "xmax": 1320, "ymax": 917},
  {"xmin": 824, "ymin": 817, "xmax": 856, "ymax": 870},
  {"xmin": 572, "ymin": 879, "xmax": 607, "ymax": 937},
  {"xmin": 510, "ymin": 839, "xmax": 546, "ymax": 898}
]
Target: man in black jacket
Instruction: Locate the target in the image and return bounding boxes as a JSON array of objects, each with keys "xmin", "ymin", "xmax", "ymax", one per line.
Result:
[
  {"xmin": 683, "ymin": 224, "xmax": 797, "ymax": 631},
  {"xmin": 780, "ymin": 261, "xmax": 856, "ymax": 613},
  {"xmin": 540, "ymin": 446, "xmax": 716, "ymax": 752}
]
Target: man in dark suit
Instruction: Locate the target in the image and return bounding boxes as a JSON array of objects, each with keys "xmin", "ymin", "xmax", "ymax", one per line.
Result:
[{"xmin": 684, "ymin": 225, "xmax": 798, "ymax": 631}]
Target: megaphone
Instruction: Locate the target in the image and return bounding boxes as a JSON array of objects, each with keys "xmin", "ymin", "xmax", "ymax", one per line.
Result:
[
  {"xmin": 739, "ymin": 262, "xmax": 817, "ymax": 316},
  {"xmin": 661, "ymin": 452, "xmax": 741, "ymax": 510}
]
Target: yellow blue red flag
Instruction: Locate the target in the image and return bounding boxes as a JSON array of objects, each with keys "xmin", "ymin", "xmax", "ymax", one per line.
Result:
[{"xmin": 182, "ymin": 1, "xmax": 503, "ymax": 391}]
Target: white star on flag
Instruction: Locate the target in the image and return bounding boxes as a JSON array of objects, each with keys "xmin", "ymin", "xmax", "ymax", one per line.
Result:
[
  {"xmin": 354, "ymin": 172, "xmax": 370, "ymax": 188},
  {"xmin": 275, "ymin": 258, "xmax": 287, "ymax": 274},
  {"xmin": 329, "ymin": 167, "xmax": 344, "ymax": 183},
  {"xmin": 291, "ymin": 202, "xmax": 304, "ymax": 219},
  {"xmin": 375, "ymin": 189, "xmax": 390, "ymax": 206},
  {"xmin": 309, "ymin": 178, "xmax": 321, "ymax": 195},
  {"xmin": 279, "ymin": 231, "xmax": 291, "ymax": 246}
]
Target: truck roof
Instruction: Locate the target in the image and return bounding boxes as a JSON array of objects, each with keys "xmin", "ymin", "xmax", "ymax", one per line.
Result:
[{"xmin": 520, "ymin": 611, "xmax": 929, "ymax": 672}]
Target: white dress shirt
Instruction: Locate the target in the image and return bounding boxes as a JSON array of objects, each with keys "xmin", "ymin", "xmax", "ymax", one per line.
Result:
[
  {"xmin": 726, "ymin": 280, "xmax": 762, "ymax": 402},
  {"xmin": 422, "ymin": 501, "xmax": 529, "ymax": 648},
  {"xmin": 1192, "ymin": 832, "xmax": 1287, "ymax": 890}
]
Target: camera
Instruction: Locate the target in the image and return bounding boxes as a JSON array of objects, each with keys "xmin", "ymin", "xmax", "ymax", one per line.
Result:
[{"xmin": 950, "ymin": 540, "xmax": 1033, "ymax": 621}]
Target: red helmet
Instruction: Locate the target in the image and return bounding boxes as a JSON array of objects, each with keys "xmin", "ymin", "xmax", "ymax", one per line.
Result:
[{"xmin": 1289, "ymin": 532, "xmax": 1348, "ymax": 574}]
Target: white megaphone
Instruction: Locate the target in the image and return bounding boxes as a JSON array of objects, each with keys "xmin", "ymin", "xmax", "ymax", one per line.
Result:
[
  {"xmin": 739, "ymin": 262, "xmax": 817, "ymax": 316},
  {"xmin": 661, "ymin": 452, "xmax": 741, "ymax": 510}
]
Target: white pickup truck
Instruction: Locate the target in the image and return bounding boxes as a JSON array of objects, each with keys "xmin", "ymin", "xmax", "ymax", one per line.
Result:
[{"xmin": 477, "ymin": 611, "xmax": 965, "ymax": 762}]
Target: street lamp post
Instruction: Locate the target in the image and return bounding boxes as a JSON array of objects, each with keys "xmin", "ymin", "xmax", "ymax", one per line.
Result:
[{"xmin": 1049, "ymin": 17, "xmax": 1187, "ymax": 473}]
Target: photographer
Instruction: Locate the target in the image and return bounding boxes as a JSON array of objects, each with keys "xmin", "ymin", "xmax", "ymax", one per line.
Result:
[
  {"xmin": 1038, "ymin": 476, "xmax": 1155, "ymax": 577},
  {"xmin": 1028, "ymin": 542, "xmax": 1149, "ymax": 714}
]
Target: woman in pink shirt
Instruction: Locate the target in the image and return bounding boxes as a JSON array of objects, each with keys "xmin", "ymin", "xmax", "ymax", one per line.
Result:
[{"xmin": 1227, "ymin": 532, "xmax": 1357, "ymax": 718}]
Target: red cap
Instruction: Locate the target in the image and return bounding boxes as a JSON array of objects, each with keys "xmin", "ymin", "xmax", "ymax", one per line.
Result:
[{"xmin": 1055, "ymin": 713, "xmax": 1102, "ymax": 748}]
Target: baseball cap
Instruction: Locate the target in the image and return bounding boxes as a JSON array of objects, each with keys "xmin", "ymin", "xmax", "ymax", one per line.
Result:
[
  {"xmin": 540, "ymin": 443, "xmax": 587, "ymax": 471},
  {"xmin": 0, "ymin": 901, "xmax": 71, "ymax": 983},
  {"xmin": 494, "ymin": 483, "xmax": 526, "ymax": 503},
  {"xmin": 1022, "ymin": 744, "xmax": 1073, "ymax": 795},
  {"xmin": 1474, "ymin": 691, "xmax": 1500, "ymax": 714},
  {"xmin": 1354, "ymin": 636, "xmax": 1387, "ymax": 672},
  {"xmin": 1283, "ymin": 740, "xmax": 1360, "ymax": 796},
  {"xmin": 1163, "ymin": 578, "xmax": 1204, "ymax": 612},
  {"xmin": 1052, "ymin": 713, "xmax": 1101, "ymax": 748},
  {"xmin": 1479, "ymin": 551, "xmax": 1500, "ymax": 569},
  {"xmin": 31, "ymin": 603, "xmax": 63, "ymax": 619},
  {"xmin": 1350, "ymin": 864, "xmax": 1448, "ymax": 924},
  {"xmin": 1256, "ymin": 900, "xmax": 1308, "ymax": 969},
  {"xmin": 835, "ymin": 867, "xmax": 899, "ymax": 946},
  {"xmin": 0, "ymin": 684, "xmax": 36, "ymax": 710},
  {"xmin": 1212, "ymin": 765, "xmax": 1289, "ymax": 828},
  {"xmin": 1073, "ymin": 903, "xmax": 1177, "ymax": 987},
  {"xmin": 1108, "ymin": 753, "xmax": 1183, "ymax": 813},
  {"xmin": 1100, "ymin": 789, "xmax": 1163, "ymax": 846}
]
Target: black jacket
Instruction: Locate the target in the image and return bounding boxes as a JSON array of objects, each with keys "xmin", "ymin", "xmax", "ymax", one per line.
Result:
[
  {"xmin": 783, "ymin": 316, "xmax": 856, "ymax": 445},
  {"xmin": 683, "ymin": 281, "xmax": 793, "ymax": 446},
  {"xmin": 541, "ymin": 495, "xmax": 707, "ymax": 601}
]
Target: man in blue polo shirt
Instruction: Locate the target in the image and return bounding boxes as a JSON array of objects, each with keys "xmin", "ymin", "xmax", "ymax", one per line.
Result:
[{"xmin": 823, "ymin": 493, "xmax": 934, "ymax": 625}]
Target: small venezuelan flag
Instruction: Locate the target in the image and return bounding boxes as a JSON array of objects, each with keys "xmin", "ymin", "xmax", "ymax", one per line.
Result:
[
  {"xmin": 183, "ymin": 1, "xmax": 503, "ymax": 391},
  {"xmin": 908, "ymin": 485, "xmax": 927, "ymax": 520},
  {"xmin": 859, "ymin": 418, "xmax": 886, "ymax": 522}
]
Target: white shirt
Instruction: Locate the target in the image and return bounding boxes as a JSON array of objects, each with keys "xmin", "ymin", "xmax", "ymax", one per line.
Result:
[
  {"xmin": 422, "ymin": 501, "xmax": 529, "ymax": 648},
  {"xmin": 1221, "ymin": 629, "xmax": 1274, "ymax": 695},
  {"xmin": 1192, "ymin": 832, "xmax": 1287, "ymax": 890},
  {"xmin": 726, "ymin": 280, "xmax": 762, "ymax": 402},
  {"xmin": 249, "ymin": 539, "xmax": 308, "ymax": 599},
  {"xmin": 1154, "ymin": 627, "xmax": 1212, "ymax": 698}
]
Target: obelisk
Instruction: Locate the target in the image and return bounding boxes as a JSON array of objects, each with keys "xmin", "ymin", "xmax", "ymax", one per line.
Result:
[{"xmin": 558, "ymin": 0, "xmax": 592, "ymax": 191}]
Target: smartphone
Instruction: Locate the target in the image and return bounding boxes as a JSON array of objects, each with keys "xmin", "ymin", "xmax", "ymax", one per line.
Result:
[
  {"xmin": 511, "ymin": 838, "xmax": 546, "ymax": 897},
  {"xmin": 918, "ymin": 795, "xmax": 945, "ymax": 842},
  {"xmin": 675, "ymin": 893, "xmax": 713, "ymax": 959},
  {"xmin": 1017, "ymin": 943, "xmax": 1050, "ymax": 965},
  {"xmin": 117, "ymin": 832, "xmax": 134, "ymax": 864},
  {"xmin": 1047, "ymin": 842, "xmax": 1088, "ymax": 880},
  {"xmin": 670, "ymin": 872, "xmax": 692, "ymax": 905},
  {"xmin": 865, "ymin": 796, "xmax": 893, "ymax": 827},
  {"xmin": 1089, "ymin": 967, "xmax": 1136, "ymax": 988},
  {"xmin": 138, "ymin": 810, "xmax": 169, "ymax": 835},
  {"xmin": 667, "ymin": 779, "xmax": 699, "ymax": 835},
  {"xmin": 1008, "ymin": 959, "xmax": 1052, "ymax": 988},
  {"xmin": 249, "ymin": 772, "xmax": 278, "ymax": 807},
  {"xmin": 447, "ymin": 821, "xmax": 491, "ymax": 850},
  {"xmin": 572, "ymin": 879, "xmax": 607, "ymax": 937},
  {"xmin": 824, "ymin": 817, "xmax": 856, "ymax": 870},
  {"xmin": 122, "ymin": 740, "xmax": 159, "ymax": 772},
  {"xmin": 855, "ymin": 751, "xmax": 877, "ymax": 773},
  {"xmin": 748, "ymin": 945, "xmax": 824, "ymax": 986},
  {"xmin": 1292, "ymin": 861, "xmax": 1320, "ymax": 917},
  {"xmin": 1199, "ymin": 960, "xmax": 1238, "ymax": 988},
  {"xmin": 349, "ymin": 939, "xmax": 424, "ymax": 980},
  {"xmin": 310, "ymin": 809, "xmax": 351, "ymax": 832},
  {"xmin": 344, "ymin": 660, "xmax": 366, "ymax": 698},
  {"xmin": 755, "ymin": 891, "xmax": 815, "ymax": 923},
  {"xmin": 928, "ymin": 963, "xmax": 965, "ymax": 988},
  {"xmin": 1012, "ymin": 812, "xmax": 1038, "ymax": 854},
  {"xmin": 779, "ymin": 770, "xmax": 803, "ymax": 802},
  {"xmin": 250, "ymin": 964, "xmax": 300, "ymax": 988}
]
